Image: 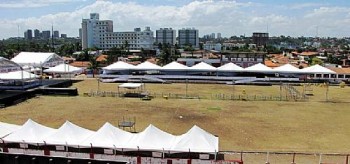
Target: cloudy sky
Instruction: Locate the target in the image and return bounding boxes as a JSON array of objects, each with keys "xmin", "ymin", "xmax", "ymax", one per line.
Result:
[{"xmin": 0, "ymin": 0, "xmax": 349, "ymax": 39}]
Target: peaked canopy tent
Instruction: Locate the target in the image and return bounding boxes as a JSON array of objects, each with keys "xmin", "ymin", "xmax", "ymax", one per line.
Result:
[
  {"xmin": 3, "ymin": 119, "xmax": 56, "ymax": 144},
  {"xmin": 0, "ymin": 57, "xmax": 22, "ymax": 73},
  {"xmin": 273, "ymin": 64, "xmax": 302, "ymax": 74},
  {"xmin": 44, "ymin": 121, "xmax": 94, "ymax": 147},
  {"xmin": 102, "ymin": 61, "xmax": 136, "ymax": 75},
  {"xmin": 161, "ymin": 61, "xmax": 190, "ymax": 75},
  {"xmin": 81, "ymin": 122, "xmax": 134, "ymax": 149},
  {"xmin": 0, "ymin": 122, "xmax": 21, "ymax": 138},
  {"xmin": 187, "ymin": 62, "xmax": 217, "ymax": 76},
  {"xmin": 244, "ymin": 63, "xmax": 273, "ymax": 73},
  {"xmin": 43, "ymin": 63, "xmax": 83, "ymax": 74},
  {"xmin": 11, "ymin": 52, "xmax": 64, "ymax": 68},
  {"xmin": 171, "ymin": 125, "xmax": 219, "ymax": 154},
  {"xmin": 217, "ymin": 62, "xmax": 244, "ymax": 72},
  {"xmin": 301, "ymin": 64, "xmax": 336, "ymax": 74},
  {"xmin": 0, "ymin": 70, "xmax": 39, "ymax": 80},
  {"xmin": 134, "ymin": 61, "xmax": 162, "ymax": 71},
  {"xmin": 126, "ymin": 124, "xmax": 176, "ymax": 151}
]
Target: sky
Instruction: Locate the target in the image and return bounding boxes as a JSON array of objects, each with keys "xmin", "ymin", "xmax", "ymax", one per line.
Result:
[{"xmin": 0, "ymin": 0, "xmax": 350, "ymax": 39}]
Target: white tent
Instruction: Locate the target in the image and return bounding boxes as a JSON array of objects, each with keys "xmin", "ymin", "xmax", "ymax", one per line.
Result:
[
  {"xmin": 244, "ymin": 63, "xmax": 273, "ymax": 72},
  {"xmin": 301, "ymin": 64, "xmax": 336, "ymax": 74},
  {"xmin": 44, "ymin": 121, "xmax": 94, "ymax": 146},
  {"xmin": 0, "ymin": 57, "xmax": 22, "ymax": 73},
  {"xmin": 0, "ymin": 70, "xmax": 39, "ymax": 80},
  {"xmin": 189, "ymin": 62, "xmax": 217, "ymax": 71},
  {"xmin": 3, "ymin": 119, "xmax": 56, "ymax": 144},
  {"xmin": 11, "ymin": 52, "xmax": 64, "ymax": 67},
  {"xmin": 127, "ymin": 124, "xmax": 176, "ymax": 151},
  {"xmin": 273, "ymin": 64, "xmax": 302, "ymax": 73},
  {"xmin": 171, "ymin": 125, "xmax": 218, "ymax": 153},
  {"xmin": 217, "ymin": 62, "xmax": 244, "ymax": 72},
  {"xmin": 118, "ymin": 83, "xmax": 143, "ymax": 89},
  {"xmin": 0, "ymin": 122, "xmax": 21, "ymax": 138},
  {"xmin": 135, "ymin": 61, "xmax": 162, "ymax": 70},
  {"xmin": 162, "ymin": 61, "xmax": 189, "ymax": 71},
  {"xmin": 80, "ymin": 122, "xmax": 134, "ymax": 149},
  {"xmin": 43, "ymin": 63, "xmax": 83, "ymax": 74},
  {"xmin": 103, "ymin": 61, "xmax": 135, "ymax": 70}
]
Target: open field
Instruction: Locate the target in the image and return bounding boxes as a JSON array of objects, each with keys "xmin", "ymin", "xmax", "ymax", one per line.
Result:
[{"xmin": 1, "ymin": 79, "xmax": 350, "ymax": 162}]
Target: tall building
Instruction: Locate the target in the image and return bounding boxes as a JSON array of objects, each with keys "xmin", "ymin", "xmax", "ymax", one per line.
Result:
[
  {"xmin": 61, "ymin": 34, "xmax": 67, "ymax": 38},
  {"xmin": 79, "ymin": 28, "xmax": 82, "ymax": 39},
  {"xmin": 24, "ymin": 29, "xmax": 32, "ymax": 40},
  {"xmin": 252, "ymin": 32, "xmax": 269, "ymax": 46},
  {"xmin": 81, "ymin": 13, "xmax": 154, "ymax": 50},
  {"xmin": 53, "ymin": 31, "xmax": 59, "ymax": 38},
  {"xmin": 81, "ymin": 13, "xmax": 113, "ymax": 49},
  {"xmin": 178, "ymin": 28, "xmax": 199, "ymax": 48},
  {"xmin": 42, "ymin": 30, "xmax": 51, "ymax": 39},
  {"xmin": 156, "ymin": 28, "xmax": 176, "ymax": 46},
  {"xmin": 210, "ymin": 33, "xmax": 215, "ymax": 39},
  {"xmin": 34, "ymin": 29, "xmax": 40, "ymax": 39},
  {"xmin": 217, "ymin": 33, "xmax": 222, "ymax": 39}
]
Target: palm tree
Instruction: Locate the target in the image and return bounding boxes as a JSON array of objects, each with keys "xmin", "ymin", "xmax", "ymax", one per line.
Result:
[{"xmin": 88, "ymin": 56, "xmax": 99, "ymax": 78}]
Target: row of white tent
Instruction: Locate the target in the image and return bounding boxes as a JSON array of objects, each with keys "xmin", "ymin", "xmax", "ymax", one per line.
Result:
[
  {"xmin": 103, "ymin": 61, "xmax": 336, "ymax": 74},
  {"xmin": 0, "ymin": 119, "xmax": 218, "ymax": 153}
]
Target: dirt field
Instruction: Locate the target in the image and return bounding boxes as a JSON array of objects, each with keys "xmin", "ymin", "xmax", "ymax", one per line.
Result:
[{"xmin": 1, "ymin": 79, "xmax": 350, "ymax": 163}]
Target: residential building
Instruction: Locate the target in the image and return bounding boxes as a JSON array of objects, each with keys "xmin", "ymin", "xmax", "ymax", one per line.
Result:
[
  {"xmin": 221, "ymin": 51, "xmax": 266, "ymax": 68},
  {"xmin": 24, "ymin": 29, "xmax": 32, "ymax": 40},
  {"xmin": 42, "ymin": 30, "xmax": 51, "ymax": 39},
  {"xmin": 81, "ymin": 13, "xmax": 154, "ymax": 50},
  {"xmin": 252, "ymin": 32, "xmax": 269, "ymax": 46},
  {"xmin": 204, "ymin": 42, "xmax": 222, "ymax": 51},
  {"xmin": 61, "ymin": 34, "xmax": 67, "ymax": 38},
  {"xmin": 34, "ymin": 29, "xmax": 40, "ymax": 39},
  {"xmin": 217, "ymin": 33, "xmax": 222, "ymax": 39},
  {"xmin": 156, "ymin": 28, "xmax": 176, "ymax": 45},
  {"xmin": 53, "ymin": 31, "xmax": 59, "ymax": 38},
  {"xmin": 178, "ymin": 28, "xmax": 199, "ymax": 48}
]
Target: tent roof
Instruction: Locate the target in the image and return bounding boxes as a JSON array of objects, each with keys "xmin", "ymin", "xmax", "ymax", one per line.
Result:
[
  {"xmin": 81, "ymin": 122, "xmax": 134, "ymax": 149},
  {"xmin": 301, "ymin": 64, "xmax": 336, "ymax": 74},
  {"xmin": 273, "ymin": 64, "xmax": 301, "ymax": 73},
  {"xmin": 118, "ymin": 83, "xmax": 143, "ymax": 89},
  {"xmin": 3, "ymin": 119, "xmax": 56, "ymax": 144},
  {"xmin": 171, "ymin": 125, "xmax": 218, "ymax": 153},
  {"xmin": 0, "ymin": 70, "xmax": 38, "ymax": 80},
  {"xmin": 128, "ymin": 124, "xmax": 176, "ymax": 151},
  {"xmin": 44, "ymin": 121, "xmax": 94, "ymax": 146},
  {"xmin": 162, "ymin": 61, "xmax": 189, "ymax": 70},
  {"xmin": 11, "ymin": 52, "xmax": 64, "ymax": 67},
  {"xmin": 217, "ymin": 62, "xmax": 244, "ymax": 71},
  {"xmin": 244, "ymin": 63, "xmax": 273, "ymax": 72},
  {"xmin": 44, "ymin": 63, "xmax": 83, "ymax": 74},
  {"xmin": 103, "ymin": 61, "xmax": 135, "ymax": 70},
  {"xmin": 135, "ymin": 61, "xmax": 162, "ymax": 70},
  {"xmin": 189, "ymin": 62, "xmax": 217, "ymax": 71},
  {"xmin": 0, "ymin": 122, "xmax": 21, "ymax": 138},
  {"xmin": 0, "ymin": 57, "xmax": 22, "ymax": 69}
]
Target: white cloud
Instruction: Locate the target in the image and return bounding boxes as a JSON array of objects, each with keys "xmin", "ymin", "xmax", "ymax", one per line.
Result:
[{"xmin": 0, "ymin": 0, "xmax": 350, "ymax": 39}]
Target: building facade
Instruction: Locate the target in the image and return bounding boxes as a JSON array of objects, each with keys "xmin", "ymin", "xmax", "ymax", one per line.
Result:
[
  {"xmin": 81, "ymin": 13, "xmax": 154, "ymax": 50},
  {"xmin": 24, "ymin": 29, "xmax": 32, "ymax": 40},
  {"xmin": 34, "ymin": 29, "xmax": 40, "ymax": 39},
  {"xmin": 156, "ymin": 28, "xmax": 176, "ymax": 45},
  {"xmin": 252, "ymin": 32, "xmax": 269, "ymax": 46},
  {"xmin": 178, "ymin": 28, "xmax": 199, "ymax": 48},
  {"xmin": 42, "ymin": 30, "xmax": 51, "ymax": 39}
]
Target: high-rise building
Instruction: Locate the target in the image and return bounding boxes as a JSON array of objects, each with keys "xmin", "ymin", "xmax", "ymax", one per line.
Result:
[
  {"xmin": 210, "ymin": 33, "xmax": 215, "ymax": 39},
  {"xmin": 61, "ymin": 34, "xmax": 67, "ymax": 38},
  {"xmin": 79, "ymin": 28, "xmax": 82, "ymax": 39},
  {"xmin": 81, "ymin": 13, "xmax": 154, "ymax": 50},
  {"xmin": 178, "ymin": 28, "xmax": 199, "ymax": 48},
  {"xmin": 217, "ymin": 33, "xmax": 222, "ymax": 39},
  {"xmin": 53, "ymin": 31, "xmax": 59, "ymax": 38},
  {"xmin": 252, "ymin": 32, "xmax": 269, "ymax": 46},
  {"xmin": 42, "ymin": 30, "xmax": 51, "ymax": 39},
  {"xmin": 24, "ymin": 29, "xmax": 33, "ymax": 40},
  {"xmin": 34, "ymin": 29, "xmax": 40, "ymax": 39},
  {"xmin": 156, "ymin": 28, "xmax": 176, "ymax": 46},
  {"xmin": 81, "ymin": 13, "xmax": 113, "ymax": 49}
]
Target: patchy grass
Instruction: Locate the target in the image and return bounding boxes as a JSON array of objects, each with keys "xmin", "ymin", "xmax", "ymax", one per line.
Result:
[{"xmin": 1, "ymin": 79, "xmax": 350, "ymax": 156}]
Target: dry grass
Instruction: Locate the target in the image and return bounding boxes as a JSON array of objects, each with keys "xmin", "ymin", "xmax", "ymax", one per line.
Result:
[{"xmin": 1, "ymin": 79, "xmax": 350, "ymax": 158}]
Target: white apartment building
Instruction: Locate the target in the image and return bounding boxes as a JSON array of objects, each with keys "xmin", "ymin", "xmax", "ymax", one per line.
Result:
[
  {"xmin": 81, "ymin": 13, "xmax": 154, "ymax": 50},
  {"xmin": 204, "ymin": 42, "xmax": 222, "ymax": 51},
  {"xmin": 178, "ymin": 28, "xmax": 199, "ymax": 48},
  {"xmin": 156, "ymin": 28, "xmax": 176, "ymax": 45}
]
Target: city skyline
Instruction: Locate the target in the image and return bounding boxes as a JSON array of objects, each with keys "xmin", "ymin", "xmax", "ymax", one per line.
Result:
[{"xmin": 0, "ymin": 0, "xmax": 350, "ymax": 39}]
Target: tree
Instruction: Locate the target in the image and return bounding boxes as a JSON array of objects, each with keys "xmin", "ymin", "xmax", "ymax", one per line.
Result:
[
  {"xmin": 88, "ymin": 56, "xmax": 99, "ymax": 78},
  {"xmin": 311, "ymin": 57, "xmax": 323, "ymax": 65},
  {"xmin": 106, "ymin": 47, "xmax": 122, "ymax": 64}
]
